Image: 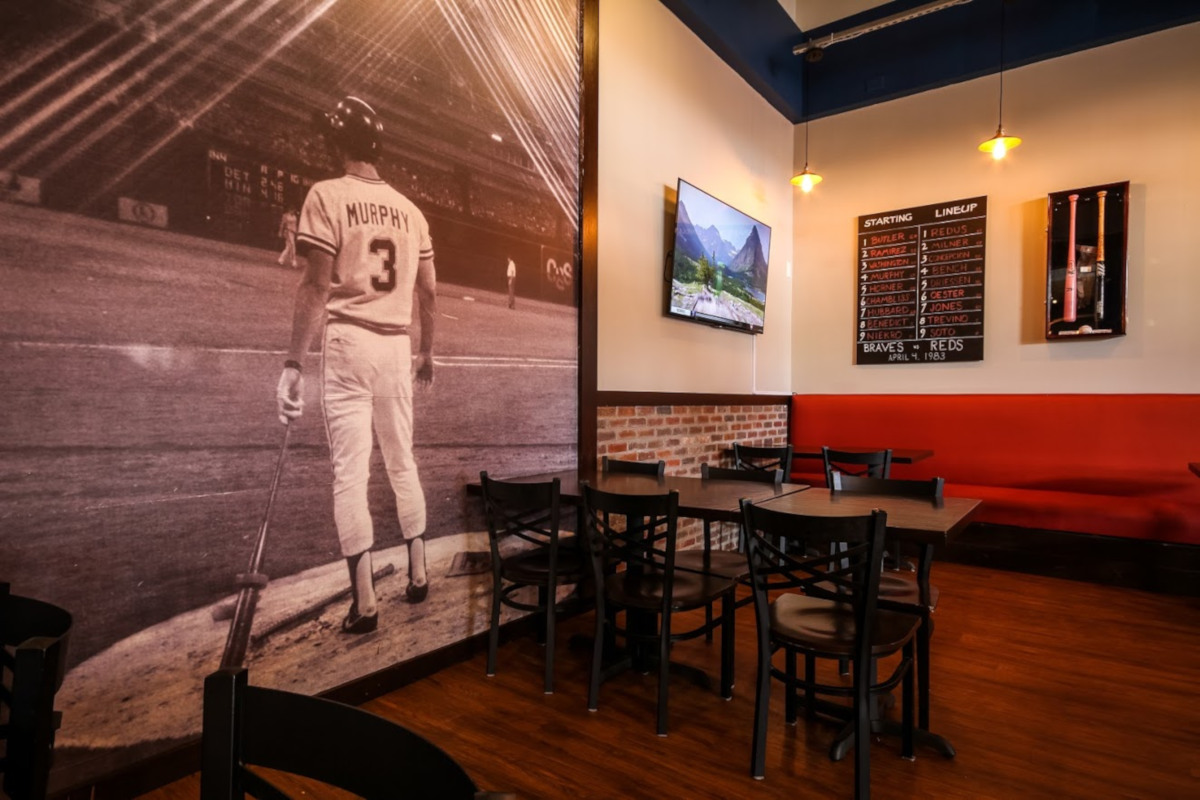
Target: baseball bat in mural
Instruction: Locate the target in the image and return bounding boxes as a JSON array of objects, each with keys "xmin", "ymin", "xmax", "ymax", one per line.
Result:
[{"xmin": 219, "ymin": 423, "xmax": 291, "ymax": 671}]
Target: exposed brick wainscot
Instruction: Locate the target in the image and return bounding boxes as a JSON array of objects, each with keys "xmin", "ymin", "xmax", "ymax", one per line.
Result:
[{"xmin": 595, "ymin": 403, "xmax": 789, "ymax": 550}]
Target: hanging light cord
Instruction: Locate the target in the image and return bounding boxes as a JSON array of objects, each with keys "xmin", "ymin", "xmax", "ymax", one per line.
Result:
[
  {"xmin": 997, "ymin": 0, "xmax": 1006, "ymax": 125},
  {"xmin": 804, "ymin": 58, "xmax": 812, "ymax": 163}
]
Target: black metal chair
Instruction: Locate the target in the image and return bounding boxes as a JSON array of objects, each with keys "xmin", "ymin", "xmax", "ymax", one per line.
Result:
[
  {"xmin": 821, "ymin": 447, "xmax": 893, "ymax": 485},
  {"xmin": 580, "ymin": 483, "xmax": 735, "ymax": 736},
  {"xmin": 741, "ymin": 502, "xmax": 918, "ymax": 798},
  {"xmin": 823, "ymin": 447, "xmax": 909, "ymax": 575},
  {"xmin": 830, "ymin": 472, "xmax": 948, "ymax": 745},
  {"xmin": 201, "ymin": 667, "xmax": 512, "ymax": 800},
  {"xmin": 674, "ymin": 464, "xmax": 783, "ymax": 638},
  {"xmin": 0, "ymin": 582, "xmax": 72, "ymax": 800},
  {"xmin": 733, "ymin": 443, "xmax": 794, "ymax": 475},
  {"xmin": 601, "ymin": 456, "xmax": 665, "ymax": 477},
  {"xmin": 830, "ymin": 473, "xmax": 943, "ymax": 608},
  {"xmin": 479, "ymin": 471, "xmax": 586, "ymax": 694}
]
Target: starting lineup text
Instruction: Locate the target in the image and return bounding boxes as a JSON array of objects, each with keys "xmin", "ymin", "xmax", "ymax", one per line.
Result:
[{"xmin": 855, "ymin": 196, "xmax": 987, "ymax": 365}]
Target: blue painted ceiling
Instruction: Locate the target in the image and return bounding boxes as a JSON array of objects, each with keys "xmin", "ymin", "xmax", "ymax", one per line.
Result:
[{"xmin": 657, "ymin": 0, "xmax": 1200, "ymax": 123}]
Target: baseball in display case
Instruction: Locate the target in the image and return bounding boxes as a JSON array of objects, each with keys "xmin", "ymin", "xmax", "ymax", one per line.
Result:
[{"xmin": 1045, "ymin": 181, "xmax": 1128, "ymax": 339}]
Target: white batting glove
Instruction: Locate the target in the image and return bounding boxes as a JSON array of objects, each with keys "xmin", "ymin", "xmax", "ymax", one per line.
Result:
[{"xmin": 276, "ymin": 365, "xmax": 304, "ymax": 423}]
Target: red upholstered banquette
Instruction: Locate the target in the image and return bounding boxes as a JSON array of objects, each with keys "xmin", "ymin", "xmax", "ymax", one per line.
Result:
[{"xmin": 788, "ymin": 394, "xmax": 1200, "ymax": 545}]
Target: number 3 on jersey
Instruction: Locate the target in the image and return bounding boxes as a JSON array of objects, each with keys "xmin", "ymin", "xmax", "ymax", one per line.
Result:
[{"xmin": 370, "ymin": 237, "xmax": 396, "ymax": 292}]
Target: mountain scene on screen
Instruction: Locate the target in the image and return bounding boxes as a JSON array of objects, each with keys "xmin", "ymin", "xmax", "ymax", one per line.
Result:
[{"xmin": 670, "ymin": 193, "xmax": 769, "ymax": 330}]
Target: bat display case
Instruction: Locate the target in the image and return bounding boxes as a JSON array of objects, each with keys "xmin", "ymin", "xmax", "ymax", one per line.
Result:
[{"xmin": 1045, "ymin": 181, "xmax": 1128, "ymax": 339}]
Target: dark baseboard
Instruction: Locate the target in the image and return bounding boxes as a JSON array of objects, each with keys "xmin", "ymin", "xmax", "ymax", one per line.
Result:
[
  {"xmin": 51, "ymin": 613, "xmax": 549, "ymax": 799},
  {"xmin": 939, "ymin": 522, "xmax": 1200, "ymax": 596}
]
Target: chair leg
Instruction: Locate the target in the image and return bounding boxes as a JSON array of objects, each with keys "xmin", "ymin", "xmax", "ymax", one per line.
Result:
[
  {"xmin": 535, "ymin": 586, "xmax": 549, "ymax": 645},
  {"xmin": 544, "ymin": 581, "xmax": 557, "ymax": 695},
  {"xmin": 750, "ymin": 630, "xmax": 772, "ymax": 779},
  {"xmin": 588, "ymin": 599, "xmax": 605, "ymax": 712},
  {"xmin": 918, "ymin": 614, "xmax": 931, "ymax": 730},
  {"xmin": 704, "ymin": 520, "xmax": 715, "ymax": 643},
  {"xmin": 201, "ymin": 669, "xmax": 245, "ymax": 800},
  {"xmin": 785, "ymin": 650, "xmax": 798, "ymax": 725},
  {"xmin": 657, "ymin": 611, "xmax": 671, "ymax": 737},
  {"xmin": 486, "ymin": 577, "xmax": 502, "ymax": 678},
  {"xmin": 902, "ymin": 642, "xmax": 915, "ymax": 760},
  {"xmin": 719, "ymin": 593, "xmax": 734, "ymax": 699},
  {"xmin": 853, "ymin": 654, "xmax": 872, "ymax": 800},
  {"xmin": 804, "ymin": 654, "xmax": 816, "ymax": 721}
]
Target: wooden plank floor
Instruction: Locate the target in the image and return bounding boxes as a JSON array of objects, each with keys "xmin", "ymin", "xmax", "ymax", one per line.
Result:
[{"xmin": 140, "ymin": 562, "xmax": 1200, "ymax": 799}]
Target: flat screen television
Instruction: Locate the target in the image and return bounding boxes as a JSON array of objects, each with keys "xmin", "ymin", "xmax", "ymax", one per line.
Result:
[{"xmin": 665, "ymin": 179, "xmax": 772, "ymax": 335}]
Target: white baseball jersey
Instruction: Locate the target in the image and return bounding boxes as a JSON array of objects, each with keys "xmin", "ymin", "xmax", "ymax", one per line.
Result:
[{"xmin": 297, "ymin": 175, "xmax": 433, "ymax": 333}]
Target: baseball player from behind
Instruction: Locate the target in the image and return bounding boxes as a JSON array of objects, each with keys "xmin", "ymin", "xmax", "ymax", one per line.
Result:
[{"xmin": 276, "ymin": 96, "xmax": 437, "ymax": 634}]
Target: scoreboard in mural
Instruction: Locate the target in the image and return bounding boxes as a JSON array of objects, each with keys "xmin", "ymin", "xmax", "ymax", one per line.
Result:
[{"xmin": 206, "ymin": 147, "xmax": 315, "ymax": 248}]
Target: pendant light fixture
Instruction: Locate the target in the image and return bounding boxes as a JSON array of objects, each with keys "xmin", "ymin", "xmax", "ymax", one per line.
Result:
[
  {"xmin": 792, "ymin": 51, "xmax": 823, "ymax": 191},
  {"xmin": 978, "ymin": 0, "xmax": 1021, "ymax": 159},
  {"xmin": 792, "ymin": 123, "xmax": 823, "ymax": 192}
]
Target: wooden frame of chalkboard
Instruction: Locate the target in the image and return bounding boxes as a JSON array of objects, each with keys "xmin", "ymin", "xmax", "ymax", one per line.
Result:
[
  {"xmin": 1045, "ymin": 181, "xmax": 1129, "ymax": 339},
  {"xmin": 855, "ymin": 196, "xmax": 986, "ymax": 365}
]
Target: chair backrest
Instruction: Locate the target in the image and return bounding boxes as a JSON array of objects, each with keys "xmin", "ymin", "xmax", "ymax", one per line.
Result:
[
  {"xmin": 479, "ymin": 471, "xmax": 564, "ymax": 559},
  {"xmin": 580, "ymin": 483, "xmax": 679, "ymax": 597},
  {"xmin": 701, "ymin": 463, "xmax": 784, "ymax": 485},
  {"xmin": 740, "ymin": 501, "xmax": 888, "ymax": 633},
  {"xmin": 830, "ymin": 473, "xmax": 945, "ymax": 500},
  {"xmin": 733, "ymin": 443, "xmax": 794, "ymax": 474},
  {"xmin": 601, "ymin": 456, "xmax": 666, "ymax": 477},
  {"xmin": 201, "ymin": 667, "xmax": 507, "ymax": 800},
  {"xmin": 822, "ymin": 447, "xmax": 893, "ymax": 486},
  {"xmin": 0, "ymin": 583, "xmax": 73, "ymax": 800}
]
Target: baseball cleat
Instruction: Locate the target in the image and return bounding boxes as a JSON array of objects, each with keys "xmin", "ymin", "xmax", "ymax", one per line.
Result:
[{"xmin": 341, "ymin": 602, "xmax": 378, "ymax": 634}]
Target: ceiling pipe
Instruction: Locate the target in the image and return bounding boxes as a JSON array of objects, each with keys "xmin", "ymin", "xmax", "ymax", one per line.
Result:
[{"xmin": 793, "ymin": 0, "xmax": 974, "ymax": 57}]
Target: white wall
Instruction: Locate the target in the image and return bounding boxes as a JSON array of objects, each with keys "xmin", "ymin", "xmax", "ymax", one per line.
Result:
[
  {"xmin": 597, "ymin": 0, "xmax": 795, "ymax": 394},
  {"xmin": 792, "ymin": 22, "xmax": 1200, "ymax": 393}
]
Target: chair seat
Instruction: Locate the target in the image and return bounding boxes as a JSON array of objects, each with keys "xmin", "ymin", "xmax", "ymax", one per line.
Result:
[
  {"xmin": 769, "ymin": 593, "xmax": 920, "ymax": 658},
  {"xmin": 878, "ymin": 572, "xmax": 939, "ymax": 610},
  {"xmin": 604, "ymin": 569, "xmax": 735, "ymax": 612},
  {"xmin": 502, "ymin": 547, "xmax": 587, "ymax": 584},
  {"xmin": 672, "ymin": 549, "xmax": 748, "ymax": 580}
]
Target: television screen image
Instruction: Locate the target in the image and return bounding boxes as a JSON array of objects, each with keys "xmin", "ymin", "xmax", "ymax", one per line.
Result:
[{"xmin": 667, "ymin": 179, "xmax": 772, "ymax": 334}]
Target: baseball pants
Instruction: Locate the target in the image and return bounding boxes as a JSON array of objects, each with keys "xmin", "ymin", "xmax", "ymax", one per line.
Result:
[{"xmin": 322, "ymin": 321, "xmax": 426, "ymax": 558}]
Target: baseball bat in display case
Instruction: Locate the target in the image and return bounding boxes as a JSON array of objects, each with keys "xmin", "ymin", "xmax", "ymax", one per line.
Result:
[
  {"xmin": 1063, "ymin": 193, "xmax": 1079, "ymax": 324},
  {"xmin": 1095, "ymin": 190, "xmax": 1107, "ymax": 322}
]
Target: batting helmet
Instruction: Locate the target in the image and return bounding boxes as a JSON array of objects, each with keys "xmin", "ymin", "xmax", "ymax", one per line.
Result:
[{"xmin": 322, "ymin": 96, "xmax": 383, "ymax": 162}]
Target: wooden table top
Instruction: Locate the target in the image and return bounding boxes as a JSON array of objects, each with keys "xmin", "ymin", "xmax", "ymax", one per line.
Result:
[
  {"xmin": 477, "ymin": 469, "xmax": 809, "ymax": 522},
  {"xmin": 790, "ymin": 445, "xmax": 935, "ymax": 464},
  {"xmin": 754, "ymin": 489, "xmax": 980, "ymax": 546}
]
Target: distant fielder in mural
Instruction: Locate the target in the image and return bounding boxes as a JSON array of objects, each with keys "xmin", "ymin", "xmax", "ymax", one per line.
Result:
[
  {"xmin": 276, "ymin": 206, "xmax": 299, "ymax": 268},
  {"xmin": 276, "ymin": 95, "xmax": 438, "ymax": 634},
  {"xmin": 506, "ymin": 256, "xmax": 517, "ymax": 308}
]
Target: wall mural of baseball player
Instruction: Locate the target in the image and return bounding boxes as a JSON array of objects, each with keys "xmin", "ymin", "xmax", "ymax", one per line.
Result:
[
  {"xmin": 0, "ymin": 0, "xmax": 580, "ymax": 793},
  {"xmin": 277, "ymin": 96, "xmax": 438, "ymax": 633}
]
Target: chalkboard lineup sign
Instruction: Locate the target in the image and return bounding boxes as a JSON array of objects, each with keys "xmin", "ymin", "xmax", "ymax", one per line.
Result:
[{"xmin": 856, "ymin": 196, "xmax": 986, "ymax": 364}]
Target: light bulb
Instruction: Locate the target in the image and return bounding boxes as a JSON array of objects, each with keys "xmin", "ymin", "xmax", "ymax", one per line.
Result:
[
  {"xmin": 791, "ymin": 168, "xmax": 822, "ymax": 191},
  {"xmin": 991, "ymin": 139, "xmax": 1007, "ymax": 160}
]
